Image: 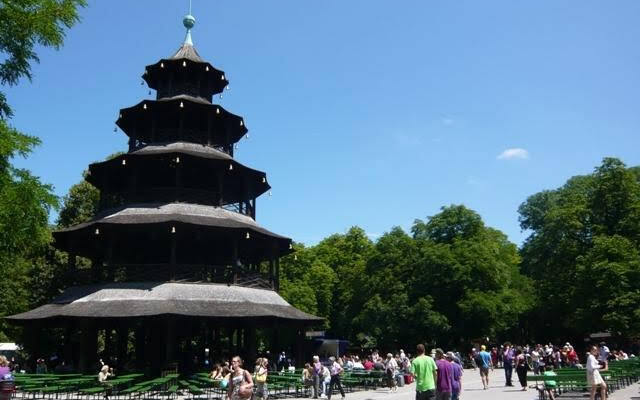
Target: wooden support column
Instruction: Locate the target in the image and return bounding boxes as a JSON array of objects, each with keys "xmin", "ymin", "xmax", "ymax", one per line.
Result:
[
  {"xmin": 206, "ymin": 112, "xmax": 213, "ymax": 146},
  {"xmin": 251, "ymin": 198, "xmax": 256, "ymax": 219},
  {"xmin": 63, "ymin": 323, "xmax": 74, "ymax": 366},
  {"xmin": 67, "ymin": 253, "xmax": 76, "ymax": 281},
  {"xmin": 79, "ymin": 320, "xmax": 98, "ymax": 373},
  {"xmin": 165, "ymin": 317, "xmax": 176, "ymax": 365},
  {"xmin": 214, "ymin": 327, "xmax": 221, "ymax": 360},
  {"xmin": 295, "ymin": 327, "xmax": 305, "ymax": 368},
  {"xmin": 104, "ymin": 327, "xmax": 114, "ymax": 362},
  {"xmin": 24, "ymin": 322, "xmax": 41, "ymax": 371},
  {"xmin": 151, "ymin": 116, "xmax": 157, "ymax": 142},
  {"xmin": 234, "ymin": 328, "xmax": 241, "ymax": 357},
  {"xmin": 245, "ymin": 327, "xmax": 257, "ymax": 364},
  {"xmin": 106, "ymin": 237, "xmax": 115, "ymax": 282},
  {"xmin": 231, "ymin": 238, "xmax": 239, "ymax": 285},
  {"xmin": 148, "ymin": 318, "xmax": 163, "ymax": 373},
  {"xmin": 228, "ymin": 328, "xmax": 235, "ymax": 357},
  {"xmin": 175, "ymin": 156, "xmax": 182, "ymax": 201},
  {"xmin": 170, "ymin": 233, "xmax": 177, "ymax": 281},
  {"xmin": 91, "ymin": 256, "xmax": 102, "ymax": 283},
  {"xmin": 129, "ymin": 164, "xmax": 139, "ymax": 200},
  {"xmin": 269, "ymin": 259, "xmax": 275, "ymax": 289},
  {"xmin": 272, "ymin": 325, "xmax": 280, "ymax": 356},
  {"xmin": 134, "ymin": 324, "xmax": 146, "ymax": 369},
  {"xmin": 116, "ymin": 323, "xmax": 128, "ymax": 371},
  {"xmin": 241, "ymin": 176, "xmax": 249, "ymax": 216},
  {"xmin": 275, "ymin": 258, "xmax": 281, "ymax": 292},
  {"xmin": 217, "ymin": 171, "xmax": 224, "ymax": 206}
]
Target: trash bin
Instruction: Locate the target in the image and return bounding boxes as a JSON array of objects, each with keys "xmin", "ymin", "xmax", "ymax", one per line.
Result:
[{"xmin": 0, "ymin": 381, "xmax": 15, "ymax": 400}]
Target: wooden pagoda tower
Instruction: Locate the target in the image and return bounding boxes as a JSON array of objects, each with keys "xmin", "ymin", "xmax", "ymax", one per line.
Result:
[{"xmin": 9, "ymin": 13, "xmax": 321, "ymax": 372}]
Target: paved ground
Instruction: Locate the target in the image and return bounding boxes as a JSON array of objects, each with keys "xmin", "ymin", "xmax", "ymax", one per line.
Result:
[{"xmin": 304, "ymin": 368, "xmax": 639, "ymax": 400}]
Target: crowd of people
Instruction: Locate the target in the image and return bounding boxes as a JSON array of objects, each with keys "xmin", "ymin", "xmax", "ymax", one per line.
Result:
[
  {"xmin": 465, "ymin": 340, "xmax": 635, "ymax": 400},
  {"xmin": 262, "ymin": 340, "xmax": 632, "ymax": 400},
  {"xmin": 4, "ymin": 339, "xmax": 634, "ymax": 400}
]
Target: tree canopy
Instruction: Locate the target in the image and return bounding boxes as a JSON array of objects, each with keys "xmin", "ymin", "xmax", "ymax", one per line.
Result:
[
  {"xmin": 280, "ymin": 206, "xmax": 532, "ymax": 349},
  {"xmin": 0, "ymin": 0, "xmax": 85, "ymax": 340},
  {"xmin": 519, "ymin": 157, "xmax": 640, "ymax": 341}
]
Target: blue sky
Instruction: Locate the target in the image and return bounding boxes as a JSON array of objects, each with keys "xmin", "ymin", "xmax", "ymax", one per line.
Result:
[{"xmin": 6, "ymin": 0, "xmax": 640, "ymax": 245}]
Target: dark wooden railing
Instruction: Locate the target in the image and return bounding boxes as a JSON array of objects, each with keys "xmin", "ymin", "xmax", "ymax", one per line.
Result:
[{"xmin": 70, "ymin": 264, "xmax": 274, "ymax": 290}]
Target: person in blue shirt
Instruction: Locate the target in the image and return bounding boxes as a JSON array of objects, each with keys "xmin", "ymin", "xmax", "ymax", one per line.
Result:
[{"xmin": 477, "ymin": 345, "xmax": 493, "ymax": 390}]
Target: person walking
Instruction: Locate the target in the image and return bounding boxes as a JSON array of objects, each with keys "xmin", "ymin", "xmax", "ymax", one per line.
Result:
[
  {"xmin": 587, "ymin": 346, "xmax": 607, "ymax": 400},
  {"xmin": 321, "ymin": 364, "xmax": 330, "ymax": 398},
  {"xmin": 515, "ymin": 347, "xmax": 528, "ymax": 391},
  {"xmin": 312, "ymin": 356, "xmax": 322, "ymax": 399},
  {"xmin": 254, "ymin": 358, "xmax": 269, "ymax": 400},
  {"xmin": 531, "ymin": 346, "xmax": 540, "ymax": 375},
  {"xmin": 447, "ymin": 352, "xmax": 462, "ymax": 400},
  {"xmin": 502, "ymin": 343, "xmax": 514, "ymax": 387},
  {"xmin": 327, "ymin": 356, "xmax": 345, "ymax": 400},
  {"xmin": 411, "ymin": 344, "xmax": 438, "ymax": 400},
  {"xmin": 477, "ymin": 345, "xmax": 492, "ymax": 390},
  {"xmin": 227, "ymin": 356, "xmax": 254, "ymax": 400},
  {"xmin": 434, "ymin": 349, "xmax": 453, "ymax": 400}
]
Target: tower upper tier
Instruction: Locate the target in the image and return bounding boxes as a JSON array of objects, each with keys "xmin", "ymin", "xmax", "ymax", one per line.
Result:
[
  {"xmin": 143, "ymin": 14, "xmax": 228, "ymax": 102},
  {"xmin": 143, "ymin": 45, "xmax": 228, "ymax": 102}
]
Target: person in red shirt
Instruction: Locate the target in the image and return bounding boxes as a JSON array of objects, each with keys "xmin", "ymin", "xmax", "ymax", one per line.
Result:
[
  {"xmin": 491, "ymin": 348, "xmax": 498, "ymax": 367},
  {"xmin": 363, "ymin": 358, "xmax": 374, "ymax": 371},
  {"xmin": 567, "ymin": 346, "xmax": 578, "ymax": 367}
]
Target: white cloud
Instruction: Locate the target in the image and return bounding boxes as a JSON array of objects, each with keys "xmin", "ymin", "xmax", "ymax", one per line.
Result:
[
  {"xmin": 497, "ymin": 148, "xmax": 529, "ymax": 160},
  {"xmin": 441, "ymin": 117, "xmax": 455, "ymax": 126},
  {"xmin": 466, "ymin": 176, "xmax": 482, "ymax": 186}
]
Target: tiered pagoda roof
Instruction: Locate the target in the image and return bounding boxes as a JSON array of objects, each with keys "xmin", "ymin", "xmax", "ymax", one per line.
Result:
[{"xmin": 11, "ymin": 12, "xmax": 311, "ymax": 319}]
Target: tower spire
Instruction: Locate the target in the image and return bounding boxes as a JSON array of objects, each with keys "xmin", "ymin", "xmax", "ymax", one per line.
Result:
[{"xmin": 182, "ymin": 1, "xmax": 195, "ymax": 46}]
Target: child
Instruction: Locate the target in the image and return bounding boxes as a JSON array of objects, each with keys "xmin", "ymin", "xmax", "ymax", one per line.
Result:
[{"xmin": 543, "ymin": 365, "xmax": 557, "ymax": 400}]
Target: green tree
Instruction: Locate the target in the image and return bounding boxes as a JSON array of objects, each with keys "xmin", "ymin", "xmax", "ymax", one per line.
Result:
[
  {"xmin": 57, "ymin": 179, "xmax": 99, "ymax": 227},
  {"xmin": 313, "ymin": 227, "xmax": 374, "ymax": 339},
  {"xmin": 0, "ymin": 0, "xmax": 86, "ymax": 341},
  {"xmin": 0, "ymin": 124, "xmax": 58, "ymax": 340},
  {"xmin": 519, "ymin": 157, "xmax": 640, "ymax": 341},
  {"xmin": 413, "ymin": 206, "xmax": 531, "ymax": 345},
  {"xmin": 352, "ymin": 206, "xmax": 530, "ymax": 349},
  {"xmin": 279, "ymin": 243, "xmax": 336, "ymax": 327}
]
